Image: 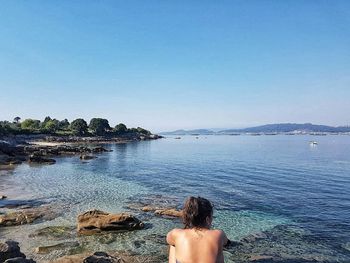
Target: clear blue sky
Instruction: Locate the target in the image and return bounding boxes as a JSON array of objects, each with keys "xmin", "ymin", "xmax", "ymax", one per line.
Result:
[{"xmin": 0, "ymin": 1, "xmax": 349, "ymax": 132}]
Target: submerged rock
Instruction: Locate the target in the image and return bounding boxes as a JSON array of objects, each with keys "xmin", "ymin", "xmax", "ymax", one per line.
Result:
[
  {"xmin": 29, "ymin": 225, "xmax": 75, "ymax": 239},
  {"xmin": 0, "ymin": 206, "xmax": 57, "ymax": 226},
  {"xmin": 34, "ymin": 241, "xmax": 80, "ymax": 254},
  {"xmin": 83, "ymin": 252, "xmax": 123, "ymax": 262},
  {"xmin": 154, "ymin": 208, "xmax": 183, "ymax": 218},
  {"xmin": 77, "ymin": 210, "xmax": 144, "ymax": 234}
]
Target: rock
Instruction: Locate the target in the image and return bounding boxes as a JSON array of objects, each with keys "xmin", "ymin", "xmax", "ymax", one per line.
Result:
[
  {"xmin": 0, "ymin": 195, "xmax": 7, "ymax": 200},
  {"xmin": 29, "ymin": 154, "xmax": 56, "ymax": 164},
  {"xmin": 77, "ymin": 210, "xmax": 144, "ymax": 234},
  {"xmin": 249, "ymin": 255, "xmax": 274, "ymax": 262},
  {"xmin": 91, "ymin": 146, "xmax": 111, "ymax": 153},
  {"xmin": 154, "ymin": 208, "xmax": 183, "ymax": 218},
  {"xmin": 29, "ymin": 226, "xmax": 75, "ymax": 239},
  {"xmin": 79, "ymin": 155, "xmax": 97, "ymax": 160},
  {"xmin": 242, "ymin": 232, "xmax": 268, "ymax": 243},
  {"xmin": 139, "ymin": 205, "xmax": 182, "ymax": 218},
  {"xmin": 0, "ymin": 206, "xmax": 57, "ymax": 226},
  {"xmin": 52, "ymin": 251, "xmax": 166, "ymax": 263},
  {"xmin": 83, "ymin": 252, "xmax": 123, "ymax": 262},
  {"xmin": 0, "ymin": 241, "xmax": 26, "ymax": 262},
  {"xmin": 5, "ymin": 258, "xmax": 36, "ymax": 263},
  {"xmin": 34, "ymin": 241, "xmax": 80, "ymax": 254}
]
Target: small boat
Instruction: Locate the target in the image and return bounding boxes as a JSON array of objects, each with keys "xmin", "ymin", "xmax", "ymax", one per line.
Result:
[
  {"xmin": 309, "ymin": 141, "xmax": 318, "ymax": 145},
  {"xmin": 174, "ymin": 137, "xmax": 181, "ymax": 139}
]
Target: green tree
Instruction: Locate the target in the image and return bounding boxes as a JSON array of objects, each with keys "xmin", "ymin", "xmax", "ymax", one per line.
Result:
[
  {"xmin": 13, "ymin": 116, "xmax": 21, "ymax": 123},
  {"xmin": 44, "ymin": 120, "xmax": 59, "ymax": 133},
  {"xmin": 114, "ymin": 123, "xmax": 127, "ymax": 134},
  {"xmin": 70, "ymin": 118, "xmax": 88, "ymax": 136},
  {"xmin": 137, "ymin": 127, "xmax": 151, "ymax": 135},
  {"xmin": 21, "ymin": 119, "xmax": 41, "ymax": 130},
  {"xmin": 58, "ymin": 119, "xmax": 70, "ymax": 130},
  {"xmin": 89, "ymin": 118, "xmax": 110, "ymax": 135},
  {"xmin": 41, "ymin": 116, "xmax": 52, "ymax": 128}
]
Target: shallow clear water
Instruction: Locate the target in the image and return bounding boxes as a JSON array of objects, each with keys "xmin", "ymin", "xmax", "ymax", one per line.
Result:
[{"xmin": 1, "ymin": 135, "xmax": 350, "ymax": 262}]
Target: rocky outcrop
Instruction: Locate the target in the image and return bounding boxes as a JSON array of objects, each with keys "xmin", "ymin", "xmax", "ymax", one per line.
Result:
[
  {"xmin": 0, "ymin": 241, "xmax": 36, "ymax": 263},
  {"xmin": 51, "ymin": 251, "xmax": 166, "ymax": 263},
  {"xmin": 0, "ymin": 195, "xmax": 7, "ymax": 199},
  {"xmin": 0, "ymin": 206, "xmax": 57, "ymax": 226},
  {"xmin": 29, "ymin": 154, "xmax": 56, "ymax": 164},
  {"xmin": 77, "ymin": 210, "xmax": 144, "ymax": 234},
  {"xmin": 0, "ymin": 141, "xmax": 112, "ymax": 167}
]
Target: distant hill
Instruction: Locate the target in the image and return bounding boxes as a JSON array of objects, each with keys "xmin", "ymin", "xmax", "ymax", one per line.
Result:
[
  {"xmin": 160, "ymin": 129, "xmax": 215, "ymax": 135},
  {"xmin": 220, "ymin": 123, "xmax": 350, "ymax": 133},
  {"xmin": 161, "ymin": 123, "xmax": 350, "ymax": 135}
]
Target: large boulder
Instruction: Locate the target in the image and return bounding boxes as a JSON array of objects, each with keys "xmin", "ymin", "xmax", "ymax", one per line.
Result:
[
  {"xmin": 0, "ymin": 241, "xmax": 25, "ymax": 262},
  {"xmin": 77, "ymin": 210, "xmax": 144, "ymax": 234}
]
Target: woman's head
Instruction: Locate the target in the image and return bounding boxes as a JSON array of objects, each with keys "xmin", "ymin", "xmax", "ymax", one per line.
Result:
[{"xmin": 182, "ymin": 196, "xmax": 213, "ymax": 229}]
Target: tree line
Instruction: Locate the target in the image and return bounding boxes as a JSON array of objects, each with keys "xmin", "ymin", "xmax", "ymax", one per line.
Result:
[{"xmin": 0, "ymin": 116, "xmax": 151, "ymax": 136}]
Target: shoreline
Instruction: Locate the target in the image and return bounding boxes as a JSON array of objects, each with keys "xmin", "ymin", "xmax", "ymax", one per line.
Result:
[{"xmin": 0, "ymin": 133, "xmax": 163, "ymax": 169}]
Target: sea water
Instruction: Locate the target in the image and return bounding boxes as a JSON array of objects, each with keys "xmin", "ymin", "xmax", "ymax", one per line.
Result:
[{"xmin": 0, "ymin": 135, "xmax": 350, "ymax": 262}]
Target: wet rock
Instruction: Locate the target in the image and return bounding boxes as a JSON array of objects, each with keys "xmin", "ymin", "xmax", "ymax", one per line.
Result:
[
  {"xmin": 34, "ymin": 241, "xmax": 80, "ymax": 254},
  {"xmin": 92, "ymin": 146, "xmax": 111, "ymax": 153},
  {"xmin": 84, "ymin": 252, "xmax": 123, "ymax": 262},
  {"xmin": 77, "ymin": 210, "xmax": 144, "ymax": 234},
  {"xmin": 154, "ymin": 208, "xmax": 183, "ymax": 218},
  {"xmin": 29, "ymin": 225, "xmax": 75, "ymax": 239},
  {"xmin": 5, "ymin": 258, "xmax": 36, "ymax": 263},
  {"xmin": 79, "ymin": 155, "xmax": 97, "ymax": 160},
  {"xmin": 249, "ymin": 255, "xmax": 274, "ymax": 262},
  {"xmin": 0, "ymin": 195, "xmax": 7, "ymax": 200},
  {"xmin": 0, "ymin": 241, "xmax": 26, "ymax": 262},
  {"xmin": 29, "ymin": 154, "xmax": 56, "ymax": 164},
  {"xmin": 52, "ymin": 251, "xmax": 166, "ymax": 263},
  {"xmin": 0, "ymin": 206, "xmax": 57, "ymax": 226}
]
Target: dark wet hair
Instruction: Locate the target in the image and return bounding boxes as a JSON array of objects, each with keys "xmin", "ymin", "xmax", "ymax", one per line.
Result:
[{"xmin": 182, "ymin": 196, "xmax": 213, "ymax": 229}]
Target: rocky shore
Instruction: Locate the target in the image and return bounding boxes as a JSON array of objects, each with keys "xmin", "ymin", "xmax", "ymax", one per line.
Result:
[
  {"xmin": 1, "ymin": 194, "xmax": 350, "ymax": 262},
  {"xmin": 0, "ymin": 133, "xmax": 162, "ymax": 169}
]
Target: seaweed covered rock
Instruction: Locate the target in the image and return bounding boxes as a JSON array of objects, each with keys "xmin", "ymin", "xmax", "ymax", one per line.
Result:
[{"xmin": 77, "ymin": 210, "xmax": 144, "ymax": 234}]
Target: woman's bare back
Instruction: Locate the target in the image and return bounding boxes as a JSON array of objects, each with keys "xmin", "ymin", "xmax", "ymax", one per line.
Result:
[{"xmin": 167, "ymin": 228, "xmax": 227, "ymax": 263}]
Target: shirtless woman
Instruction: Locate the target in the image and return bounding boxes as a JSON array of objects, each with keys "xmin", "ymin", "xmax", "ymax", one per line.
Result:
[{"xmin": 166, "ymin": 196, "xmax": 229, "ymax": 263}]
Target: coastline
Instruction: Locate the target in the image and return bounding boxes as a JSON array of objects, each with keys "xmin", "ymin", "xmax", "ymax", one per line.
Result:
[{"xmin": 0, "ymin": 133, "xmax": 163, "ymax": 170}]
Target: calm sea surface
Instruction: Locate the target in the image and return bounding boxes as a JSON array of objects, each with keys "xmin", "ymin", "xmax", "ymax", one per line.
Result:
[{"xmin": 1, "ymin": 135, "xmax": 350, "ymax": 262}]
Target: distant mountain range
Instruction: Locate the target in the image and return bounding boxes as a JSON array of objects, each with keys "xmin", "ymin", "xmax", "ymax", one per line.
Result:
[{"xmin": 160, "ymin": 123, "xmax": 350, "ymax": 135}]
